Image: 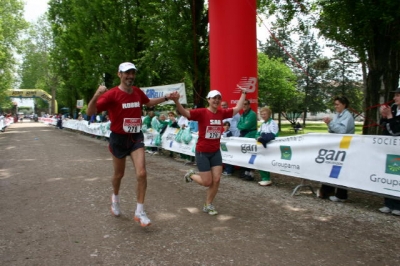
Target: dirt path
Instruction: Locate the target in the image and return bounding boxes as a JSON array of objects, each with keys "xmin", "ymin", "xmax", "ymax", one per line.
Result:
[{"xmin": 1, "ymin": 122, "xmax": 399, "ymax": 266}]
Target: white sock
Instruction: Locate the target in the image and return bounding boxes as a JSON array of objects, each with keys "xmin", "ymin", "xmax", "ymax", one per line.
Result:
[
  {"xmin": 136, "ymin": 203, "xmax": 144, "ymax": 214},
  {"xmin": 249, "ymin": 171, "xmax": 254, "ymax": 177},
  {"xmin": 245, "ymin": 171, "xmax": 249, "ymax": 175},
  {"xmin": 112, "ymin": 194, "xmax": 119, "ymax": 202}
]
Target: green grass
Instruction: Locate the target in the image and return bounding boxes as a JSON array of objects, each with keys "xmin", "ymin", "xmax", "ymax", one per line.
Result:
[{"xmin": 277, "ymin": 122, "xmax": 363, "ymax": 137}]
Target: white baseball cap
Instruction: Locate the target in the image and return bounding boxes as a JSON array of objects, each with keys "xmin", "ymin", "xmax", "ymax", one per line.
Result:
[
  {"xmin": 207, "ymin": 90, "xmax": 222, "ymax": 98},
  {"xmin": 118, "ymin": 62, "xmax": 137, "ymax": 72}
]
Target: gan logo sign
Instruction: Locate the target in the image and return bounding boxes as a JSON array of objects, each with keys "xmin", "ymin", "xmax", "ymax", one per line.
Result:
[{"xmin": 315, "ymin": 136, "xmax": 352, "ymax": 179}]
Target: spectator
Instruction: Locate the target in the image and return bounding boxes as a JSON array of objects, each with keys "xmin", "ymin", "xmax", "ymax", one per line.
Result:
[
  {"xmin": 167, "ymin": 111, "xmax": 179, "ymax": 158},
  {"xmin": 142, "ymin": 108, "xmax": 155, "ymax": 131},
  {"xmin": 222, "ymin": 121, "xmax": 233, "ymax": 138},
  {"xmin": 101, "ymin": 111, "xmax": 109, "ymax": 122},
  {"xmin": 143, "ymin": 108, "xmax": 157, "ymax": 154},
  {"xmin": 237, "ymin": 99, "xmax": 258, "ymax": 181},
  {"xmin": 89, "ymin": 114, "xmax": 96, "ymax": 124},
  {"xmin": 158, "ymin": 113, "xmax": 169, "ymax": 134},
  {"xmin": 255, "ymin": 107, "xmax": 279, "ymax": 186},
  {"xmin": 167, "ymin": 111, "xmax": 179, "ymax": 128},
  {"xmin": 294, "ymin": 122, "xmax": 302, "ymax": 133},
  {"xmin": 317, "ymin": 96, "xmax": 355, "ymax": 202},
  {"xmin": 176, "ymin": 108, "xmax": 192, "ymax": 163},
  {"xmin": 56, "ymin": 113, "xmax": 63, "ymax": 129},
  {"xmin": 186, "ymin": 108, "xmax": 200, "ymax": 165},
  {"xmin": 221, "ymin": 101, "xmax": 240, "ymax": 137},
  {"xmin": 221, "ymin": 121, "xmax": 234, "ymax": 176},
  {"xmin": 378, "ymin": 87, "xmax": 400, "ymax": 216}
]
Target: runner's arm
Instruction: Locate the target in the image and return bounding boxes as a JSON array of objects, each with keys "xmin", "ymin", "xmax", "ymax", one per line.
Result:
[
  {"xmin": 87, "ymin": 85, "xmax": 108, "ymax": 116},
  {"xmin": 145, "ymin": 91, "xmax": 179, "ymax": 107},
  {"xmin": 172, "ymin": 93, "xmax": 190, "ymax": 119},
  {"xmin": 232, "ymin": 85, "xmax": 248, "ymax": 116}
]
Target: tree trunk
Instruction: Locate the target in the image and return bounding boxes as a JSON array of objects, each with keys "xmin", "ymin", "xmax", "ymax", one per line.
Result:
[{"xmin": 363, "ymin": 33, "xmax": 400, "ymax": 135}]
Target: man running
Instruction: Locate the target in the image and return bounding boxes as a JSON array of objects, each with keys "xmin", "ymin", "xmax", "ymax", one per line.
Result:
[{"xmin": 87, "ymin": 62, "xmax": 178, "ymax": 226}]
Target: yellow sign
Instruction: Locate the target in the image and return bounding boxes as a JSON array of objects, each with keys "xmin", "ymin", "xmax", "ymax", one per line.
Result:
[{"xmin": 7, "ymin": 89, "xmax": 58, "ymax": 113}]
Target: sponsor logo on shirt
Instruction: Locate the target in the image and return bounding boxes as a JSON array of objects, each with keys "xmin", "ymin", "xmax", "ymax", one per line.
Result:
[
  {"xmin": 210, "ymin": 119, "xmax": 221, "ymax": 125},
  {"xmin": 122, "ymin": 102, "xmax": 140, "ymax": 109}
]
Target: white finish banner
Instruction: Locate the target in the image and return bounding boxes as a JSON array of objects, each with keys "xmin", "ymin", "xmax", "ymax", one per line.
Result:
[
  {"xmin": 141, "ymin": 83, "xmax": 187, "ymax": 105},
  {"xmin": 39, "ymin": 120, "xmax": 400, "ymax": 199}
]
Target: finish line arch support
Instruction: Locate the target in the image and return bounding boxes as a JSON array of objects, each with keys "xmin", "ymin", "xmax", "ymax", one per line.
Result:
[{"xmin": 7, "ymin": 89, "xmax": 58, "ymax": 114}]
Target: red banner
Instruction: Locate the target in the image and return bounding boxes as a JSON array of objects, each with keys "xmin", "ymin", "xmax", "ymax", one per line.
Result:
[{"xmin": 209, "ymin": 0, "xmax": 258, "ymax": 111}]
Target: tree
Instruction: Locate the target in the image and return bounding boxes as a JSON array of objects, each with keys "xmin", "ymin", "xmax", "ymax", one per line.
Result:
[
  {"xmin": 257, "ymin": 53, "xmax": 297, "ymax": 129},
  {"xmin": 138, "ymin": 0, "xmax": 209, "ymax": 107},
  {"xmin": 293, "ymin": 29, "xmax": 329, "ymax": 124},
  {"xmin": 258, "ymin": 0, "xmax": 400, "ymax": 135},
  {"xmin": 259, "ymin": 24, "xmax": 295, "ymax": 65},
  {"xmin": 47, "ymin": 0, "xmax": 209, "ymax": 112},
  {"xmin": 316, "ymin": 0, "xmax": 400, "ymax": 134},
  {"xmin": 319, "ymin": 45, "xmax": 364, "ymax": 120},
  {"xmin": 19, "ymin": 15, "xmax": 60, "ymax": 114},
  {"xmin": 0, "ymin": 0, "xmax": 28, "ymax": 110}
]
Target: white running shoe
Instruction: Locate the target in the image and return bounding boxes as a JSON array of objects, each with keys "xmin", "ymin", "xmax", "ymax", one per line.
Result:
[
  {"xmin": 110, "ymin": 196, "xmax": 121, "ymax": 217},
  {"xmin": 329, "ymin": 196, "xmax": 346, "ymax": 202},
  {"xmin": 258, "ymin": 180, "xmax": 272, "ymax": 186},
  {"xmin": 203, "ymin": 203, "xmax": 218, "ymax": 215},
  {"xmin": 379, "ymin": 206, "xmax": 392, "ymax": 213},
  {"xmin": 134, "ymin": 211, "xmax": 152, "ymax": 227},
  {"xmin": 184, "ymin": 170, "xmax": 195, "ymax": 183},
  {"xmin": 391, "ymin": 210, "xmax": 400, "ymax": 216}
]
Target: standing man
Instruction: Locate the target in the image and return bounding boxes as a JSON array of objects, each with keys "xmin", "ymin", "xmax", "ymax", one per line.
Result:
[
  {"xmin": 173, "ymin": 86, "xmax": 247, "ymax": 215},
  {"xmin": 318, "ymin": 96, "xmax": 355, "ymax": 202},
  {"xmin": 87, "ymin": 62, "xmax": 178, "ymax": 227},
  {"xmin": 379, "ymin": 88, "xmax": 400, "ymax": 216},
  {"xmin": 237, "ymin": 99, "xmax": 258, "ymax": 180}
]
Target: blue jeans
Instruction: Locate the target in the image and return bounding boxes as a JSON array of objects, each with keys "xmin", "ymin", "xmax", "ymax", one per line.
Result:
[
  {"xmin": 384, "ymin": 197, "xmax": 400, "ymax": 210},
  {"xmin": 224, "ymin": 164, "xmax": 233, "ymax": 174}
]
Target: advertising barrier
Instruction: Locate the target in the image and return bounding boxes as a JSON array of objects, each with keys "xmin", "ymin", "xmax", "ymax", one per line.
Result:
[
  {"xmin": 141, "ymin": 83, "xmax": 187, "ymax": 105},
  {"xmin": 39, "ymin": 119, "xmax": 400, "ymax": 199},
  {"xmin": 0, "ymin": 116, "xmax": 14, "ymax": 131}
]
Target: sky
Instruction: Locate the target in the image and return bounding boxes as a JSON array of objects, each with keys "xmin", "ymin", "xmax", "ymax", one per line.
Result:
[
  {"xmin": 23, "ymin": 0, "xmax": 49, "ymax": 22},
  {"xmin": 22, "ymin": 0, "xmax": 269, "ymax": 39}
]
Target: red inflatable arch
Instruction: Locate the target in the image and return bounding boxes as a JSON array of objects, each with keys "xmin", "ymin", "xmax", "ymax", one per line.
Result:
[{"xmin": 209, "ymin": 0, "xmax": 258, "ymax": 111}]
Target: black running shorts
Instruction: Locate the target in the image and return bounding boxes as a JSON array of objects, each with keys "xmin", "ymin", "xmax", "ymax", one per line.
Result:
[
  {"xmin": 108, "ymin": 132, "xmax": 145, "ymax": 159},
  {"xmin": 195, "ymin": 150, "xmax": 223, "ymax": 172}
]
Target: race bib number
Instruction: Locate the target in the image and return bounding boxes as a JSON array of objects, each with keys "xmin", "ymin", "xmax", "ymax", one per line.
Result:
[
  {"xmin": 123, "ymin": 118, "xmax": 141, "ymax": 133},
  {"xmin": 205, "ymin": 126, "xmax": 221, "ymax": 139}
]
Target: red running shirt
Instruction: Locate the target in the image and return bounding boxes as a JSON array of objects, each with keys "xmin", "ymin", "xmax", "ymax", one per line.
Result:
[
  {"xmin": 190, "ymin": 108, "xmax": 233, "ymax": 152},
  {"xmin": 96, "ymin": 86, "xmax": 150, "ymax": 134}
]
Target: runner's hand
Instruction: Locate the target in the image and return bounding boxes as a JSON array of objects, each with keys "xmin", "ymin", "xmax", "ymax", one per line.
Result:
[
  {"xmin": 168, "ymin": 91, "xmax": 180, "ymax": 101},
  {"xmin": 96, "ymin": 85, "xmax": 108, "ymax": 96},
  {"xmin": 237, "ymin": 84, "xmax": 248, "ymax": 94}
]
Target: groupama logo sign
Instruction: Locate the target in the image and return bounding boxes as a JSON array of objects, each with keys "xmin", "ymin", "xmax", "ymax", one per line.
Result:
[
  {"xmin": 220, "ymin": 142, "xmax": 228, "ymax": 152},
  {"xmin": 280, "ymin": 146, "xmax": 292, "ymax": 160},
  {"xmin": 385, "ymin": 155, "xmax": 400, "ymax": 175}
]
